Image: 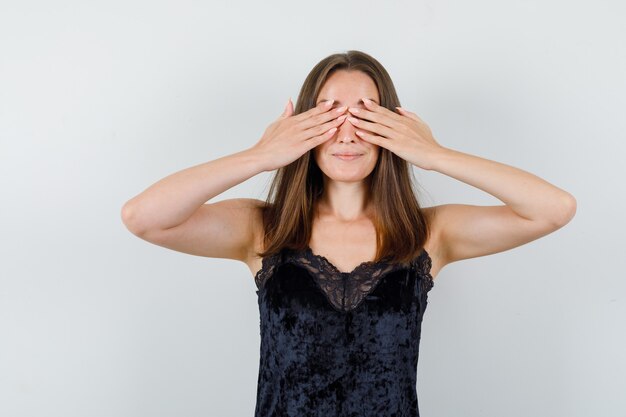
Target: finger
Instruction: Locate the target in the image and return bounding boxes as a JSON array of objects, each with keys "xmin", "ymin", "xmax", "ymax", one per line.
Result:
[
  {"xmin": 276, "ymin": 98, "xmax": 294, "ymax": 122},
  {"xmin": 292, "ymin": 99, "xmax": 335, "ymax": 122},
  {"xmin": 306, "ymin": 125, "xmax": 339, "ymax": 150},
  {"xmin": 300, "ymin": 114, "xmax": 348, "ymax": 141},
  {"xmin": 355, "ymin": 129, "xmax": 385, "ymax": 147},
  {"xmin": 361, "ymin": 98, "xmax": 404, "ymax": 124},
  {"xmin": 279, "ymin": 98, "xmax": 292, "ymax": 119},
  {"xmin": 346, "ymin": 116, "xmax": 394, "ymax": 139},
  {"xmin": 395, "ymin": 106, "xmax": 422, "ymax": 122},
  {"xmin": 299, "ymin": 105, "xmax": 348, "ymax": 131},
  {"xmin": 347, "ymin": 106, "xmax": 401, "ymax": 130}
]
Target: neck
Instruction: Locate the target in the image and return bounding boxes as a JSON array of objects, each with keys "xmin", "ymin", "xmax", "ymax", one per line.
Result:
[{"xmin": 316, "ymin": 178, "xmax": 372, "ymax": 222}]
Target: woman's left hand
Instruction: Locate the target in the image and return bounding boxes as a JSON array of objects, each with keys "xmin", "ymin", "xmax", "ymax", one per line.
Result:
[{"xmin": 347, "ymin": 98, "xmax": 444, "ymax": 170}]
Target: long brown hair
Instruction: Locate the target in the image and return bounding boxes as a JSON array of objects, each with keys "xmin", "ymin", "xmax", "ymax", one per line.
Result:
[{"xmin": 256, "ymin": 50, "xmax": 430, "ymax": 265}]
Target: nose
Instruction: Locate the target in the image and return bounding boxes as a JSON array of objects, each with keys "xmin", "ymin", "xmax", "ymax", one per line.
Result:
[{"xmin": 336, "ymin": 114, "xmax": 359, "ymax": 143}]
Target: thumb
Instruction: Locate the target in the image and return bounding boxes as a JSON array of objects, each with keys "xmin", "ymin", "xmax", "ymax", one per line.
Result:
[
  {"xmin": 396, "ymin": 106, "xmax": 420, "ymax": 121},
  {"xmin": 280, "ymin": 97, "xmax": 293, "ymax": 118}
]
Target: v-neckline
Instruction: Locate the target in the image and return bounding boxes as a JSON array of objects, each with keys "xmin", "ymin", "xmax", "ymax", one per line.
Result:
[
  {"xmin": 304, "ymin": 245, "xmax": 387, "ymax": 276},
  {"xmin": 253, "ymin": 245, "xmax": 435, "ymax": 309}
]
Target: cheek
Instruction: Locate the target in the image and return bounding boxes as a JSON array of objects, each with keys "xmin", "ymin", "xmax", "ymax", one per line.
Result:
[{"xmin": 313, "ymin": 142, "xmax": 330, "ymax": 161}]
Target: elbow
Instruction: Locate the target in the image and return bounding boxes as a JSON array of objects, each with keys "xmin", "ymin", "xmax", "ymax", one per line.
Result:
[
  {"xmin": 121, "ymin": 202, "xmax": 147, "ymax": 236},
  {"xmin": 550, "ymin": 192, "xmax": 577, "ymax": 228}
]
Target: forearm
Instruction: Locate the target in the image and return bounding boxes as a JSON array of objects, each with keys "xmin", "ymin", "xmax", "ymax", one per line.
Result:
[
  {"xmin": 428, "ymin": 146, "xmax": 576, "ymax": 224},
  {"xmin": 121, "ymin": 148, "xmax": 266, "ymax": 233}
]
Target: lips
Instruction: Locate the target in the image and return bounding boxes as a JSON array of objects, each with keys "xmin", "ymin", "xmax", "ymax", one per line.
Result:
[{"xmin": 333, "ymin": 153, "xmax": 363, "ymax": 161}]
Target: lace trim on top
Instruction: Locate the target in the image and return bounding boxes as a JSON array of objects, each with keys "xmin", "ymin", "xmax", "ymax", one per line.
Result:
[{"xmin": 254, "ymin": 246, "xmax": 434, "ymax": 312}]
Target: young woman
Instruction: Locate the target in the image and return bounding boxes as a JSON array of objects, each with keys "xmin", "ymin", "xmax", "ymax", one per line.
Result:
[{"xmin": 121, "ymin": 50, "xmax": 576, "ymax": 417}]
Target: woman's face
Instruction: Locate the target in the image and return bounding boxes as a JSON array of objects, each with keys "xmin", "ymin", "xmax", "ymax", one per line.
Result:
[{"xmin": 313, "ymin": 70, "xmax": 380, "ymax": 183}]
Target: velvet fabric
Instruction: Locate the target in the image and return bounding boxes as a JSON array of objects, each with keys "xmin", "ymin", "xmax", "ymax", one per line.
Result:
[{"xmin": 253, "ymin": 246, "xmax": 434, "ymax": 417}]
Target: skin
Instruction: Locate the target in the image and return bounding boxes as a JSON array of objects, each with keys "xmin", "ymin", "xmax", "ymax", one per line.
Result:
[
  {"xmin": 122, "ymin": 69, "xmax": 577, "ymax": 282},
  {"xmin": 312, "ymin": 69, "xmax": 381, "ymax": 222},
  {"xmin": 322, "ymin": 71, "xmax": 577, "ymax": 278},
  {"xmin": 302, "ymin": 70, "xmax": 386, "ymax": 271}
]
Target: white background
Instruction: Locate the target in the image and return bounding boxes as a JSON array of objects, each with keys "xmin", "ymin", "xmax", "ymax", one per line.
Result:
[{"xmin": 1, "ymin": 0, "xmax": 624, "ymax": 416}]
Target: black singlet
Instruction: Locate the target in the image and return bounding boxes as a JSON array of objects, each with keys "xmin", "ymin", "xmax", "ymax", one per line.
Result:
[{"xmin": 253, "ymin": 245, "xmax": 434, "ymax": 417}]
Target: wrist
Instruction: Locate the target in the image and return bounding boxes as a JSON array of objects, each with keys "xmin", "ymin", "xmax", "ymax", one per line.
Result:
[
  {"xmin": 241, "ymin": 147, "xmax": 271, "ymax": 173},
  {"xmin": 424, "ymin": 145, "xmax": 453, "ymax": 171}
]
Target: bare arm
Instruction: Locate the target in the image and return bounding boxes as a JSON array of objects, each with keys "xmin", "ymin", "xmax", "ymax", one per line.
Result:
[
  {"xmin": 120, "ymin": 98, "xmax": 346, "ymax": 262},
  {"xmin": 120, "ymin": 149, "xmax": 267, "ymax": 261},
  {"xmin": 121, "ymin": 149, "xmax": 266, "ymax": 234},
  {"xmin": 427, "ymin": 147, "xmax": 577, "ymax": 266},
  {"xmin": 345, "ymin": 99, "xmax": 576, "ymax": 269}
]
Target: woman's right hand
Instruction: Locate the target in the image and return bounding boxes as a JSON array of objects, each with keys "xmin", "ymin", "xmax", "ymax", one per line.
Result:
[{"xmin": 250, "ymin": 98, "xmax": 348, "ymax": 172}]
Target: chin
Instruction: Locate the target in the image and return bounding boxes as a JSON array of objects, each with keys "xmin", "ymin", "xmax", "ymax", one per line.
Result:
[
  {"xmin": 318, "ymin": 161, "xmax": 376, "ymax": 183},
  {"xmin": 324, "ymin": 173, "xmax": 370, "ymax": 183}
]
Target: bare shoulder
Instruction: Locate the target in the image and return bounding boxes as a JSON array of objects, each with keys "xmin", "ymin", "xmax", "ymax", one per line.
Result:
[{"xmin": 240, "ymin": 205, "xmax": 447, "ymax": 282}]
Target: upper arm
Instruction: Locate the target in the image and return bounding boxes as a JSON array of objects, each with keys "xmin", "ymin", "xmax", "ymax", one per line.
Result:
[
  {"xmin": 130, "ymin": 198, "xmax": 265, "ymax": 262},
  {"xmin": 433, "ymin": 203, "xmax": 570, "ymax": 266}
]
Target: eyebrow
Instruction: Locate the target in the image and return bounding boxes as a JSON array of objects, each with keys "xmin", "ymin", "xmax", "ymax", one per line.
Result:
[{"xmin": 316, "ymin": 97, "xmax": 379, "ymax": 105}]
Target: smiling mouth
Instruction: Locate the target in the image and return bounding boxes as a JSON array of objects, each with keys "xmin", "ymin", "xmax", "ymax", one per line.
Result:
[{"xmin": 333, "ymin": 154, "xmax": 363, "ymax": 160}]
